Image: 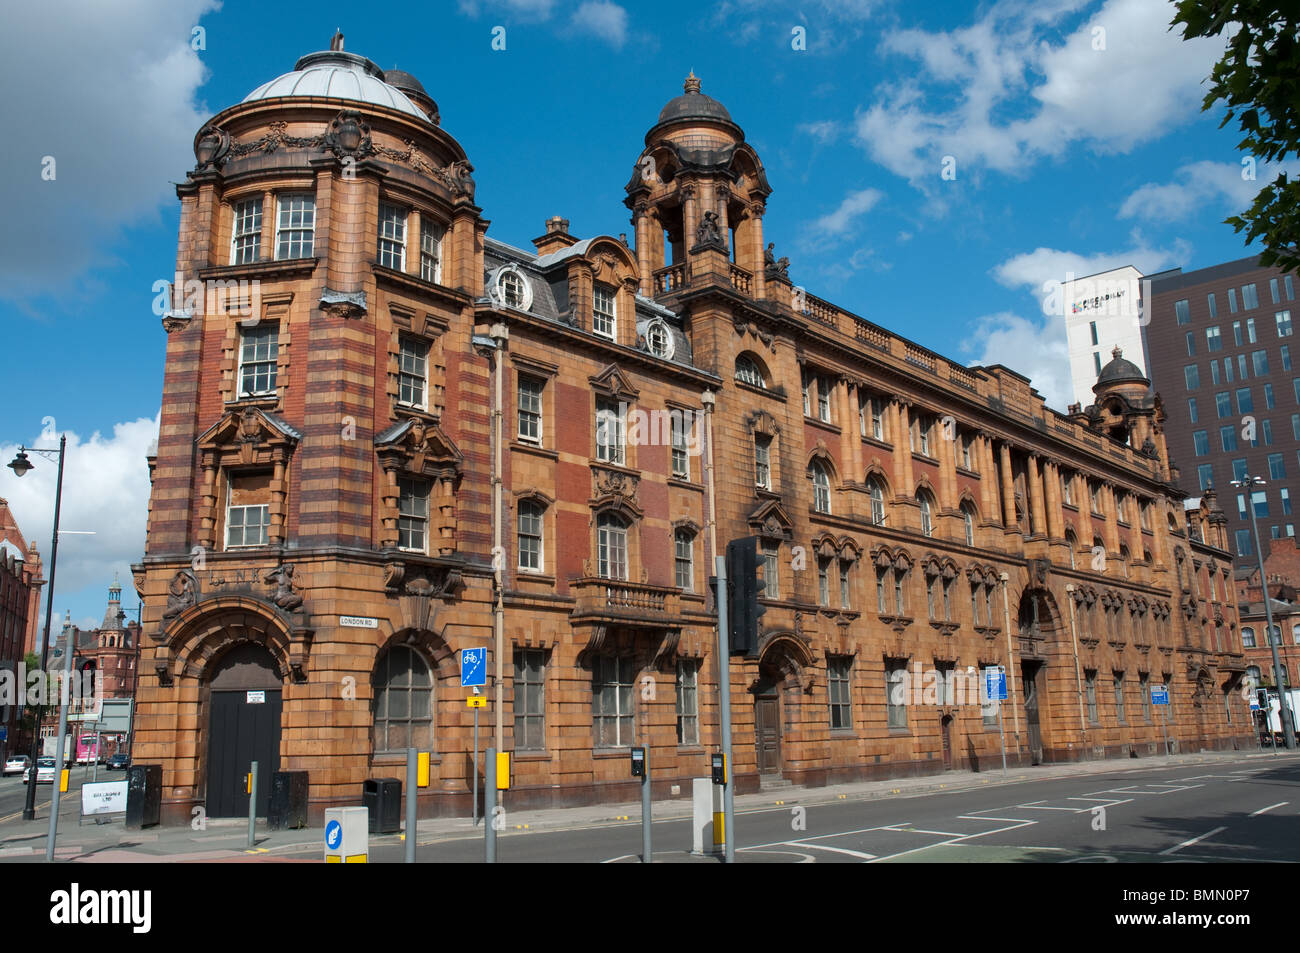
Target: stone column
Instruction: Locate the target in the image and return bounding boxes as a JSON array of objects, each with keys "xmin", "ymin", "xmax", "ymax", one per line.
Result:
[
  {"xmin": 999, "ymin": 442, "xmax": 1017, "ymax": 530},
  {"xmin": 892, "ymin": 400, "xmax": 912, "ymax": 500},
  {"xmin": 634, "ymin": 202, "xmax": 652, "ymax": 296}
]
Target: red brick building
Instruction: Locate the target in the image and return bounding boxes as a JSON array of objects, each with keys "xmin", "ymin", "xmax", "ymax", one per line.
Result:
[
  {"xmin": 132, "ymin": 37, "xmax": 1252, "ymax": 824},
  {"xmin": 0, "ymin": 498, "xmax": 44, "ymax": 757}
]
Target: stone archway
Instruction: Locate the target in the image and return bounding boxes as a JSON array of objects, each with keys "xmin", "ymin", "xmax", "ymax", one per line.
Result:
[{"xmin": 750, "ymin": 632, "xmax": 814, "ymax": 779}]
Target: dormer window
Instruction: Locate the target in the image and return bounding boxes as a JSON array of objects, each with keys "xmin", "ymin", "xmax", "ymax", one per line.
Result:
[
  {"xmin": 593, "ymin": 284, "xmax": 616, "ymax": 339},
  {"xmin": 645, "ymin": 320, "xmax": 673, "ymax": 359},
  {"xmin": 735, "ymin": 355, "xmax": 766, "ymax": 389},
  {"xmin": 494, "ymin": 264, "xmax": 532, "ymax": 311}
]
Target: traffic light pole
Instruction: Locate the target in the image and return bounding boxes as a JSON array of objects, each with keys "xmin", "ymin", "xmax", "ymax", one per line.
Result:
[{"xmin": 714, "ymin": 554, "xmax": 736, "ymax": 865}]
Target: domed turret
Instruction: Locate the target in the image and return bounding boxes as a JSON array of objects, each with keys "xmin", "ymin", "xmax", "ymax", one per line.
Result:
[
  {"xmin": 1093, "ymin": 345, "xmax": 1149, "ymax": 391},
  {"xmin": 242, "ymin": 45, "xmax": 430, "ymax": 122}
]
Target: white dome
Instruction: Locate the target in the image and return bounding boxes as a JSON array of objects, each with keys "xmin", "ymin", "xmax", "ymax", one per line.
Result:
[{"xmin": 242, "ymin": 50, "xmax": 428, "ymax": 122}]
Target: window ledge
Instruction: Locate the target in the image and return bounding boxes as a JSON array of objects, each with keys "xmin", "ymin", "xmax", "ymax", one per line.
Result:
[
  {"xmin": 667, "ymin": 476, "xmax": 703, "ymax": 492},
  {"xmin": 592, "ymin": 746, "xmax": 633, "ymax": 758},
  {"xmin": 512, "ymin": 441, "xmax": 558, "ymax": 460},
  {"xmin": 513, "ymin": 750, "xmax": 551, "ymax": 762}
]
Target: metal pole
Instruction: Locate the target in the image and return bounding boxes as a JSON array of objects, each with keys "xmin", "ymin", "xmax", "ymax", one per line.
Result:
[
  {"xmin": 405, "ymin": 747, "xmax": 417, "ymax": 864},
  {"xmin": 23, "ymin": 436, "xmax": 66, "ymax": 822},
  {"xmin": 641, "ymin": 747, "xmax": 651, "ymax": 863},
  {"xmin": 485, "ymin": 746, "xmax": 496, "ymax": 863},
  {"xmin": 473, "ymin": 705, "xmax": 479, "ymax": 826},
  {"xmin": 998, "ymin": 699, "xmax": 1007, "ymax": 776},
  {"xmin": 715, "ymin": 555, "xmax": 735, "ymax": 864},
  {"xmin": 45, "ymin": 617, "xmax": 75, "ymax": 862},
  {"xmin": 247, "ymin": 760, "xmax": 258, "ymax": 848},
  {"xmin": 1244, "ymin": 479, "xmax": 1296, "ymax": 748},
  {"xmin": 1161, "ymin": 703, "xmax": 1169, "ymax": 756}
]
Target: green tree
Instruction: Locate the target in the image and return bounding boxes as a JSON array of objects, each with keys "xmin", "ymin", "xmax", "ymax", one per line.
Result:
[{"xmin": 1171, "ymin": 2, "xmax": 1299, "ymax": 272}]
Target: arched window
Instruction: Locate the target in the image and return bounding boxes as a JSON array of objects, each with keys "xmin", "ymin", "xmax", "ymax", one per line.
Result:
[
  {"xmin": 961, "ymin": 502, "xmax": 976, "ymax": 546},
  {"xmin": 1092, "ymin": 536, "xmax": 1105, "ymax": 572},
  {"xmin": 1065, "ymin": 530, "xmax": 1078, "ymax": 569},
  {"xmin": 918, "ymin": 490, "xmax": 935, "ymax": 537},
  {"xmin": 810, "ymin": 460, "xmax": 832, "ymax": 514},
  {"xmin": 1118, "ymin": 545, "xmax": 1130, "ymax": 578},
  {"xmin": 1242, "ymin": 626, "xmax": 1256, "ymax": 648},
  {"xmin": 734, "ymin": 354, "xmax": 766, "ymax": 389},
  {"xmin": 372, "ymin": 644, "xmax": 434, "ymax": 753},
  {"xmin": 517, "ymin": 499, "xmax": 544, "ymax": 572},
  {"xmin": 674, "ymin": 528, "xmax": 694, "ymax": 591},
  {"xmin": 867, "ymin": 477, "xmax": 886, "ymax": 526},
  {"xmin": 597, "ymin": 512, "xmax": 629, "ymax": 580}
]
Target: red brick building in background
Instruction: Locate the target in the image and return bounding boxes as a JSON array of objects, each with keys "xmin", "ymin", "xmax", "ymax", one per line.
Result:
[
  {"xmin": 1234, "ymin": 545, "xmax": 1300, "ymax": 691},
  {"xmin": 131, "ymin": 37, "xmax": 1252, "ymax": 825},
  {"xmin": 0, "ymin": 498, "xmax": 45, "ymax": 757}
]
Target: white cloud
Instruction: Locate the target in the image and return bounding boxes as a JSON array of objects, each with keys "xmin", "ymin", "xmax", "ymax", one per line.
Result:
[
  {"xmin": 799, "ymin": 187, "xmax": 883, "ymax": 251},
  {"xmin": 571, "ymin": 1, "xmax": 628, "ymax": 48},
  {"xmin": 855, "ymin": 0, "xmax": 1228, "ymax": 186},
  {"xmin": 797, "ymin": 119, "xmax": 842, "ymax": 145},
  {"xmin": 991, "ymin": 233, "xmax": 1190, "ymax": 303},
  {"xmin": 458, "ymin": 0, "xmax": 557, "ymax": 19},
  {"xmin": 1, "ymin": 414, "xmax": 159, "ymax": 636},
  {"xmin": 0, "ymin": 0, "xmax": 217, "ymax": 304},
  {"xmin": 962, "ymin": 311, "xmax": 1074, "ymax": 412},
  {"xmin": 1119, "ymin": 159, "xmax": 1297, "ymax": 223}
]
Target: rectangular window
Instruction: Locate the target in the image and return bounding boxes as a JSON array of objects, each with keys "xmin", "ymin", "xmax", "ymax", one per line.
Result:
[
  {"xmin": 886, "ymin": 661, "xmax": 907, "ymax": 728},
  {"xmin": 1236, "ymin": 529, "xmax": 1253, "ymax": 556},
  {"xmin": 802, "ymin": 370, "xmax": 812, "ymax": 416},
  {"xmin": 1229, "ymin": 287, "xmax": 1238, "ymax": 313},
  {"xmin": 225, "ymin": 471, "xmax": 271, "ymax": 549},
  {"xmin": 595, "ymin": 398, "xmax": 625, "ymax": 464},
  {"xmin": 1292, "ymin": 413, "xmax": 1300, "ymax": 441},
  {"xmin": 1239, "ymin": 354, "xmax": 1249, "ymax": 379},
  {"xmin": 517, "ymin": 375, "xmax": 543, "ymax": 443},
  {"xmin": 1237, "ymin": 387, "xmax": 1254, "ymax": 414},
  {"xmin": 1140, "ymin": 673, "xmax": 1151, "ymax": 723},
  {"xmin": 1271, "ymin": 277, "xmax": 1281, "ymax": 305},
  {"xmin": 1184, "ymin": 364, "xmax": 1199, "ymax": 390},
  {"xmin": 817, "ymin": 375, "xmax": 833, "ymax": 422},
  {"xmin": 230, "ymin": 197, "xmax": 263, "ymax": 265},
  {"xmin": 597, "ymin": 518, "xmax": 628, "ymax": 580},
  {"xmin": 818, "ymin": 557, "xmax": 831, "ymax": 607},
  {"xmin": 397, "ymin": 336, "xmax": 428, "ymax": 409},
  {"xmin": 1270, "ymin": 451, "xmax": 1286, "ymax": 478},
  {"xmin": 592, "ymin": 654, "xmax": 634, "ymax": 748},
  {"xmin": 1085, "ymin": 671, "xmax": 1098, "ymax": 724},
  {"xmin": 866, "ymin": 396, "xmax": 886, "ymax": 440},
  {"xmin": 397, "ymin": 477, "xmax": 430, "ymax": 553},
  {"xmin": 828, "ymin": 657, "xmax": 852, "ymax": 730},
  {"xmin": 592, "ymin": 284, "xmax": 616, "ymax": 339},
  {"xmin": 1208, "ymin": 293, "xmax": 1218, "ymax": 318},
  {"xmin": 1248, "ymin": 317, "xmax": 1258, "ymax": 343},
  {"xmin": 1211, "ymin": 361, "xmax": 1221, "ymax": 385},
  {"xmin": 420, "ymin": 221, "xmax": 443, "ymax": 283},
  {"xmin": 754, "ymin": 435, "xmax": 771, "ymax": 490},
  {"xmin": 1253, "ymin": 350, "xmax": 1270, "ymax": 375},
  {"xmin": 1175, "ymin": 299, "xmax": 1190, "ymax": 324},
  {"xmin": 1186, "ymin": 331, "xmax": 1196, "ymax": 356},
  {"xmin": 1197, "ymin": 464, "xmax": 1214, "ymax": 491},
  {"xmin": 670, "ymin": 412, "xmax": 690, "ymax": 479},
  {"xmin": 1193, "ymin": 430, "xmax": 1209, "ymax": 455},
  {"xmin": 1262, "ymin": 418, "xmax": 1273, "ymax": 445},
  {"xmin": 1089, "ymin": 321, "xmax": 1098, "ymax": 346},
  {"xmin": 839, "ymin": 561, "xmax": 851, "ymax": 609},
  {"xmin": 1206, "ymin": 326, "xmax": 1222, "ymax": 351},
  {"xmin": 1233, "ymin": 458, "xmax": 1248, "ymax": 482},
  {"xmin": 1287, "ymin": 275, "xmax": 1295, "ymax": 301},
  {"xmin": 1215, "ymin": 392, "xmax": 1231, "ymax": 418},
  {"xmin": 1243, "ymin": 283, "xmax": 1260, "ymax": 310},
  {"xmin": 1277, "ymin": 310, "xmax": 1293, "ymax": 337},
  {"xmin": 377, "ymin": 202, "xmax": 407, "ymax": 270},
  {"xmin": 1283, "ymin": 345, "xmax": 1291, "ymax": 370},
  {"xmin": 1094, "ymin": 352, "xmax": 1102, "ymax": 376},
  {"xmin": 1219, "ymin": 426, "xmax": 1237, "ymax": 452},
  {"xmin": 1114, "ymin": 673, "xmax": 1126, "ymax": 725},
  {"xmin": 237, "ymin": 324, "xmax": 279, "ymax": 397},
  {"xmin": 762, "ymin": 542, "xmax": 780, "ymax": 599},
  {"xmin": 1266, "ymin": 383, "xmax": 1276, "ymax": 409},
  {"xmin": 513, "ymin": 649, "xmax": 546, "ymax": 751},
  {"xmin": 1253, "ymin": 489, "xmax": 1268, "ymax": 518},
  {"xmin": 676, "ymin": 660, "xmax": 699, "ymax": 746},
  {"xmin": 275, "ymin": 193, "xmax": 315, "ymax": 259},
  {"xmin": 1283, "ymin": 488, "xmax": 1292, "ymax": 516},
  {"xmin": 675, "ymin": 532, "xmax": 694, "ymax": 591},
  {"xmin": 517, "ymin": 502, "xmax": 542, "ymax": 572},
  {"xmin": 1232, "ymin": 321, "xmax": 1243, "ymax": 346}
]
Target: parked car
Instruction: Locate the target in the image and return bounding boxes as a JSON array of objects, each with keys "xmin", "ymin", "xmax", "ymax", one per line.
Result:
[
  {"xmin": 23, "ymin": 758, "xmax": 56, "ymax": 784},
  {"xmin": 3, "ymin": 755, "xmax": 30, "ymax": 776},
  {"xmin": 105, "ymin": 753, "xmax": 130, "ymax": 771}
]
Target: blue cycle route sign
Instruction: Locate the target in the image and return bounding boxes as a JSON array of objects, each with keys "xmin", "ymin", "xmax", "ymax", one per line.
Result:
[
  {"xmin": 461, "ymin": 647, "xmax": 487, "ymax": 688},
  {"xmin": 1151, "ymin": 685, "xmax": 1170, "ymax": 706},
  {"xmin": 985, "ymin": 667, "xmax": 1007, "ymax": 702},
  {"xmin": 325, "ymin": 820, "xmax": 342, "ymax": 850}
]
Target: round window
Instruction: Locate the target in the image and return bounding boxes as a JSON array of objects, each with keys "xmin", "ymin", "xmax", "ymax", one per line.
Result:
[{"xmin": 645, "ymin": 320, "xmax": 674, "ymax": 359}]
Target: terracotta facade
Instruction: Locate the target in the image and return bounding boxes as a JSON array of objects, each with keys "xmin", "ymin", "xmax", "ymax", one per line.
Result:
[{"xmin": 132, "ymin": 40, "xmax": 1253, "ymax": 824}]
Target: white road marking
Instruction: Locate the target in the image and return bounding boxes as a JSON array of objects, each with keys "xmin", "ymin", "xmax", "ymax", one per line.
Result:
[
  {"xmin": 1249, "ymin": 802, "xmax": 1288, "ymax": 816},
  {"xmin": 1159, "ymin": 826, "xmax": 1228, "ymax": 856},
  {"xmin": 743, "ymin": 848, "xmax": 816, "ymax": 862}
]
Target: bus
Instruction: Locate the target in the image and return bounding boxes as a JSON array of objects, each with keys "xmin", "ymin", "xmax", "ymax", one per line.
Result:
[{"xmin": 75, "ymin": 733, "xmax": 99, "ymax": 765}]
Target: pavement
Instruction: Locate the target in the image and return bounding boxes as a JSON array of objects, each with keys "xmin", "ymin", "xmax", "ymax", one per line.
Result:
[{"xmin": 0, "ymin": 747, "xmax": 1293, "ymax": 862}]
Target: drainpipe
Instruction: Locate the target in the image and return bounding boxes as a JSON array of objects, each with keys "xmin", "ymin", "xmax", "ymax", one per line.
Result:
[
  {"xmin": 1064, "ymin": 584, "xmax": 1087, "ymax": 743},
  {"xmin": 701, "ymin": 389, "xmax": 719, "ymax": 754},
  {"xmin": 1000, "ymin": 573, "xmax": 1020, "ymax": 741},
  {"xmin": 491, "ymin": 322, "xmax": 508, "ymax": 752}
]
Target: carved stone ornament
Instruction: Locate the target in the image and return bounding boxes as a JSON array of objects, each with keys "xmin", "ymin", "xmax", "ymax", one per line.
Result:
[
  {"xmin": 193, "ymin": 124, "xmax": 231, "ymax": 170},
  {"xmin": 320, "ymin": 288, "xmax": 367, "ymax": 320},
  {"xmin": 162, "ymin": 309, "xmax": 193, "ymax": 334},
  {"xmin": 264, "ymin": 563, "xmax": 304, "ymax": 612},
  {"xmin": 162, "ymin": 570, "xmax": 198, "ymax": 624},
  {"xmin": 763, "ymin": 242, "xmax": 790, "ymax": 279},
  {"xmin": 323, "ymin": 110, "xmax": 374, "ymax": 159},
  {"xmin": 592, "ymin": 467, "xmax": 640, "ymax": 507},
  {"xmin": 693, "ymin": 210, "xmax": 726, "ymax": 250}
]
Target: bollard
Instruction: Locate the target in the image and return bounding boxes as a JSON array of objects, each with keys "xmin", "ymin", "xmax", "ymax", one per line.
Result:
[
  {"xmin": 247, "ymin": 760, "xmax": 259, "ymax": 849},
  {"xmin": 405, "ymin": 747, "xmax": 417, "ymax": 863}
]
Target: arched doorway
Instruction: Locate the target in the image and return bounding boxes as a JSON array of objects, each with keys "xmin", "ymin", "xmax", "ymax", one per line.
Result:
[
  {"xmin": 206, "ymin": 643, "xmax": 283, "ymax": 818},
  {"xmin": 1018, "ymin": 588, "xmax": 1058, "ymax": 765},
  {"xmin": 750, "ymin": 634, "xmax": 813, "ymax": 780}
]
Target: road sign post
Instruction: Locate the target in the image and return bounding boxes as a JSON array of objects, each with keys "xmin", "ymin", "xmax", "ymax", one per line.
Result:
[
  {"xmin": 986, "ymin": 666, "xmax": 1008, "ymax": 776},
  {"xmin": 247, "ymin": 760, "xmax": 258, "ymax": 848},
  {"xmin": 631, "ymin": 746, "xmax": 650, "ymax": 863},
  {"xmin": 405, "ymin": 747, "xmax": 417, "ymax": 864},
  {"xmin": 714, "ymin": 555, "xmax": 736, "ymax": 864},
  {"xmin": 462, "ymin": 649, "xmax": 488, "ymax": 826},
  {"xmin": 485, "ymin": 746, "xmax": 497, "ymax": 864},
  {"xmin": 1151, "ymin": 684, "xmax": 1170, "ymax": 755}
]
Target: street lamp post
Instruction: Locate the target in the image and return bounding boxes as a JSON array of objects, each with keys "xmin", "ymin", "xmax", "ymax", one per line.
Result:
[
  {"xmin": 8, "ymin": 436, "xmax": 67, "ymax": 821},
  {"xmin": 1232, "ymin": 475, "xmax": 1297, "ymax": 749}
]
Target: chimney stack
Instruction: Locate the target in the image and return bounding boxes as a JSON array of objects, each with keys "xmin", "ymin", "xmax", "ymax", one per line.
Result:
[{"xmin": 532, "ymin": 216, "xmax": 579, "ymax": 256}]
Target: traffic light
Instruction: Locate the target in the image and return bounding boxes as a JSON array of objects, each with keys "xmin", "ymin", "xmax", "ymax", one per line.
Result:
[{"xmin": 725, "ymin": 536, "xmax": 766, "ymax": 657}]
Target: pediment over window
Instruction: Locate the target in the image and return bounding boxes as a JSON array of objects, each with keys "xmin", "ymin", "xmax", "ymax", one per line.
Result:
[
  {"xmin": 589, "ymin": 363, "xmax": 639, "ymax": 401},
  {"xmin": 375, "ymin": 418, "xmax": 463, "ymax": 478},
  {"xmin": 747, "ymin": 498, "xmax": 794, "ymax": 539},
  {"xmin": 198, "ymin": 407, "xmax": 300, "ymax": 463}
]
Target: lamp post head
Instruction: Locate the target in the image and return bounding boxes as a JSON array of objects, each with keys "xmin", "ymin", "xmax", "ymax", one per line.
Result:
[{"xmin": 6, "ymin": 450, "xmax": 32, "ymax": 477}]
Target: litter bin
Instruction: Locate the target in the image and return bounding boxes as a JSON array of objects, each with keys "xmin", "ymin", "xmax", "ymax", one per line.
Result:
[
  {"xmin": 364, "ymin": 777, "xmax": 402, "ymax": 833},
  {"xmin": 125, "ymin": 764, "xmax": 162, "ymax": 829},
  {"xmin": 268, "ymin": 770, "xmax": 309, "ymax": 830}
]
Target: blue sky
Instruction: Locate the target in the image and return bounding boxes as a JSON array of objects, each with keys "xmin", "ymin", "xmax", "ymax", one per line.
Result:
[{"xmin": 0, "ymin": 0, "xmax": 1281, "ymax": 634}]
